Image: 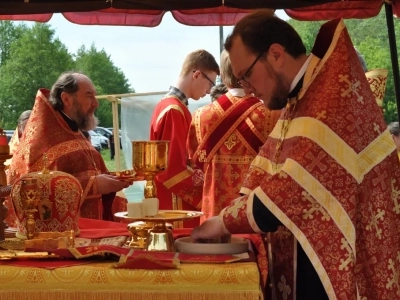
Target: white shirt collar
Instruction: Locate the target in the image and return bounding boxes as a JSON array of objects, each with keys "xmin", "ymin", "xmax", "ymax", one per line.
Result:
[
  {"xmin": 288, "ymin": 54, "xmax": 313, "ymax": 94},
  {"xmin": 228, "ymin": 88, "xmax": 245, "ymax": 97}
]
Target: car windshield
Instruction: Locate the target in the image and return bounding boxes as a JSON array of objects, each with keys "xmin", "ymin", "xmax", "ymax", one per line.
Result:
[{"xmin": 89, "ymin": 131, "xmax": 99, "ymax": 136}]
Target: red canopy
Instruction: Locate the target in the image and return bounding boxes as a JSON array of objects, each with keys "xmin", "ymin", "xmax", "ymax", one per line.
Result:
[
  {"xmin": 0, "ymin": 0, "xmax": 389, "ymax": 26},
  {"xmin": 2, "ymin": 0, "xmax": 400, "ymax": 120}
]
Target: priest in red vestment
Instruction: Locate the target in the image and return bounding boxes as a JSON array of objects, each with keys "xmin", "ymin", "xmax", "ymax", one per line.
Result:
[
  {"xmin": 8, "ymin": 72, "xmax": 131, "ymax": 221},
  {"xmin": 150, "ymin": 49, "xmax": 219, "ymax": 228},
  {"xmin": 192, "ymin": 11, "xmax": 400, "ymax": 300},
  {"xmin": 187, "ymin": 49, "xmax": 280, "ymax": 287},
  {"xmin": 187, "ymin": 50, "xmax": 281, "ymax": 223}
]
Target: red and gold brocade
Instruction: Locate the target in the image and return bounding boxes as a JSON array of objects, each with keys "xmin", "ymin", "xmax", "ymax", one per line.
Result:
[
  {"xmin": 150, "ymin": 96, "xmax": 203, "ymax": 228},
  {"xmin": 220, "ymin": 19, "xmax": 400, "ymax": 299},
  {"xmin": 8, "ymin": 89, "xmax": 110, "ymax": 220},
  {"xmin": 187, "ymin": 92, "xmax": 280, "ymax": 223}
]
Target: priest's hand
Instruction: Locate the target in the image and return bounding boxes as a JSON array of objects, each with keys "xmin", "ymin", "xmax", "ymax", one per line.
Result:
[
  {"xmin": 95, "ymin": 174, "xmax": 132, "ymax": 195},
  {"xmin": 191, "ymin": 216, "xmax": 230, "ymax": 242}
]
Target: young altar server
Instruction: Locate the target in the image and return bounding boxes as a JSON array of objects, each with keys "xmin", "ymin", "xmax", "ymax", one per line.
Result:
[{"xmin": 149, "ymin": 49, "xmax": 219, "ymax": 227}]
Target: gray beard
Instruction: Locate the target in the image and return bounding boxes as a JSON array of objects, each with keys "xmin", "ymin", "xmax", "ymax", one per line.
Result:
[
  {"xmin": 77, "ymin": 114, "xmax": 99, "ymax": 131},
  {"xmin": 71, "ymin": 96, "xmax": 99, "ymax": 131}
]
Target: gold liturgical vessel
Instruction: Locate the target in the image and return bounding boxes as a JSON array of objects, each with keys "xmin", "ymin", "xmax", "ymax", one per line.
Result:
[
  {"xmin": 130, "ymin": 140, "xmax": 171, "ymax": 251},
  {"xmin": 132, "ymin": 140, "xmax": 169, "ymax": 199},
  {"xmin": 115, "ymin": 140, "xmax": 202, "ymax": 251}
]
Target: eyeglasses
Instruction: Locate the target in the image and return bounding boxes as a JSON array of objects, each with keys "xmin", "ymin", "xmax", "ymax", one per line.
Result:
[
  {"xmin": 193, "ymin": 70, "xmax": 215, "ymax": 88},
  {"xmin": 237, "ymin": 52, "xmax": 264, "ymax": 88}
]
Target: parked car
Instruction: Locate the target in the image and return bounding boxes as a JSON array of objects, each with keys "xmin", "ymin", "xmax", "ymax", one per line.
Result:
[
  {"xmin": 94, "ymin": 127, "xmax": 122, "ymax": 149},
  {"xmin": 88, "ymin": 130, "xmax": 103, "ymax": 152},
  {"xmin": 4, "ymin": 129, "xmax": 15, "ymax": 143},
  {"xmin": 89, "ymin": 130, "xmax": 108, "ymax": 149},
  {"xmin": 94, "ymin": 127, "xmax": 113, "ymax": 139},
  {"xmin": 106, "ymin": 127, "xmax": 121, "ymax": 135}
]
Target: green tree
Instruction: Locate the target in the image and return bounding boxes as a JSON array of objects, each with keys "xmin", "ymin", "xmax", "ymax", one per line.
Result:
[
  {"xmin": 290, "ymin": 8, "xmax": 400, "ymax": 123},
  {"xmin": 0, "ymin": 21, "xmax": 26, "ymax": 66},
  {"xmin": 287, "ymin": 20, "xmax": 324, "ymax": 53},
  {"xmin": 74, "ymin": 44, "xmax": 134, "ymax": 127},
  {"xmin": 344, "ymin": 10, "xmax": 397, "ymax": 123},
  {"xmin": 0, "ymin": 23, "xmax": 74, "ymax": 128}
]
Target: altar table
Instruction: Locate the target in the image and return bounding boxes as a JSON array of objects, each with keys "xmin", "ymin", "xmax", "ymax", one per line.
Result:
[{"xmin": 0, "ymin": 218, "xmax": 263, "ymax": 300}]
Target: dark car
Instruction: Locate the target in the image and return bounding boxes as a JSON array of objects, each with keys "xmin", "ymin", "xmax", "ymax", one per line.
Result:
[{"xmin": 4, "ymin": 130, "xmax": 15, "ymax": 143}]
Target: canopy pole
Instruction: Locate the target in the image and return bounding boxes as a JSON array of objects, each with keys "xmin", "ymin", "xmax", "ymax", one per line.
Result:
[
  {"xmin": 108, "ymin": 96, "xmax": 121, "ymax": 171},
  {"xmin": 385, "ymin": 3, "xmax": 400, "ymax": 122},
  {"xmin": 219, "ymin": 25, "xmax": 224, "ymax": 54}
]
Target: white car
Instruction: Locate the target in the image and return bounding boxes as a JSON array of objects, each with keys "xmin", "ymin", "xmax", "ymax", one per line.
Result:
[
  {"xmin": 89, "ymin": 130, "xmax": 108, "ymax": 149},
  {"xmin": 88, "ymin": 131, "xmax": 105, "ymax": 152},
  {"xmin": 94, "ymin": 127, "xmax": 121, "ymax": 149}
]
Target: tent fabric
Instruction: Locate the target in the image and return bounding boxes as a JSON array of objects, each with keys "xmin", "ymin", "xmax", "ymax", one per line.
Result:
[
  {"xmin": 0, "ymin": 0, "xmax": 387, "ymax": 26},
  {"xmin": 286, "ymin": 0, "xmax": 384, "ymax": 20},
  {"xmin": 0, "ymin": 1, "xmax": 338, "ymax": 15}
]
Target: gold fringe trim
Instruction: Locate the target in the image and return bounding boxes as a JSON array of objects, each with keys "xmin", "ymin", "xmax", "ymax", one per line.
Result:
[{"xmin": 0, "ymin": 291, "xmax": 263, "ymax": 300}]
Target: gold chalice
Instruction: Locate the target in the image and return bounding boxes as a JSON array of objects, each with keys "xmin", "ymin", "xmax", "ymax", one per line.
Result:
[
  {"xmin": 127, "ymin": 140, "xmax": 171, "ymax": 250},
  {"xmin": 132, "ymin": 140, "xmax": 169, "ymax": 199}
]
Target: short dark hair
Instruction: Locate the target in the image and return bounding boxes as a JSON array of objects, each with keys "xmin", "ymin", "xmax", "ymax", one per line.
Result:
[
  {"xmin": 389, "ymin": 122, "xmax": 400, "ymax": 137},
  {"xmin": 225, "ymin": 10, "xmax": 306, "ymax": 59},
  {"xmin": 210, "ymin": 83, "xmax": 228, "ymax": 102},
  {"xmin": 180, "ymin": 49, "xmax": 220, "ymax": 76},
  {"xmin": 49, "ymin": 71, "xmax": 82, "ymax": 110}
]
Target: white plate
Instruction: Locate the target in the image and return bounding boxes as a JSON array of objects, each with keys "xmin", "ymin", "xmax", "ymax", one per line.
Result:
[{"xmin": 174, "ymin": 237, "xmax": 248, "ymax": 255}]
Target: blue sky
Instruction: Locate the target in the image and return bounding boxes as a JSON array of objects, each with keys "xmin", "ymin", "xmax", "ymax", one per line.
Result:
[{"xmin": 40, "ymin": 10, "xmax": 289, "ymax": 94}]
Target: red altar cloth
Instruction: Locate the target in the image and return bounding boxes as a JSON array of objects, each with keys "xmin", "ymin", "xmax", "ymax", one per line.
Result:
[{"xmin": 1, "ymin": 218, "xmax": 255, "ymax": 269}]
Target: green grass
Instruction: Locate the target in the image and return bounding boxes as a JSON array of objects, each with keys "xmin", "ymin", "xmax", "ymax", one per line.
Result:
[{"xmin": 100, "ymin": 148, "xmax": 127, "ymax": 171}]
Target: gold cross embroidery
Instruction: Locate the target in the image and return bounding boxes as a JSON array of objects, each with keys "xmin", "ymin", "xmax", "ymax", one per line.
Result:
[
  {"xmin": 198, "ymin": 150, "xmax": 207, "ymax": 162},
  {"xmin": 277, "ymin": 275, "xmax": 291, "ymax": 300},
  {"xmin": 339, "ymin": 238, "xmax": 354, "ymax": 271},
  {"xmin": 301, "ymin": 191, "xmax": 331, "ymax": 221},
  {"xmin": 224, "ymin": 133, "xmax": 238, "ymax": 150}
]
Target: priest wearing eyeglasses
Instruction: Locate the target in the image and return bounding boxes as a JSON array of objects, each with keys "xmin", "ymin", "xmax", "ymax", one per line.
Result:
[
  {"xmin": 192, "ymin": 10, "xmax": 400, "ymax": 300},
  {"xmin": 149, "ymin": 49, "xmax": 219, "ymax": 228}
]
